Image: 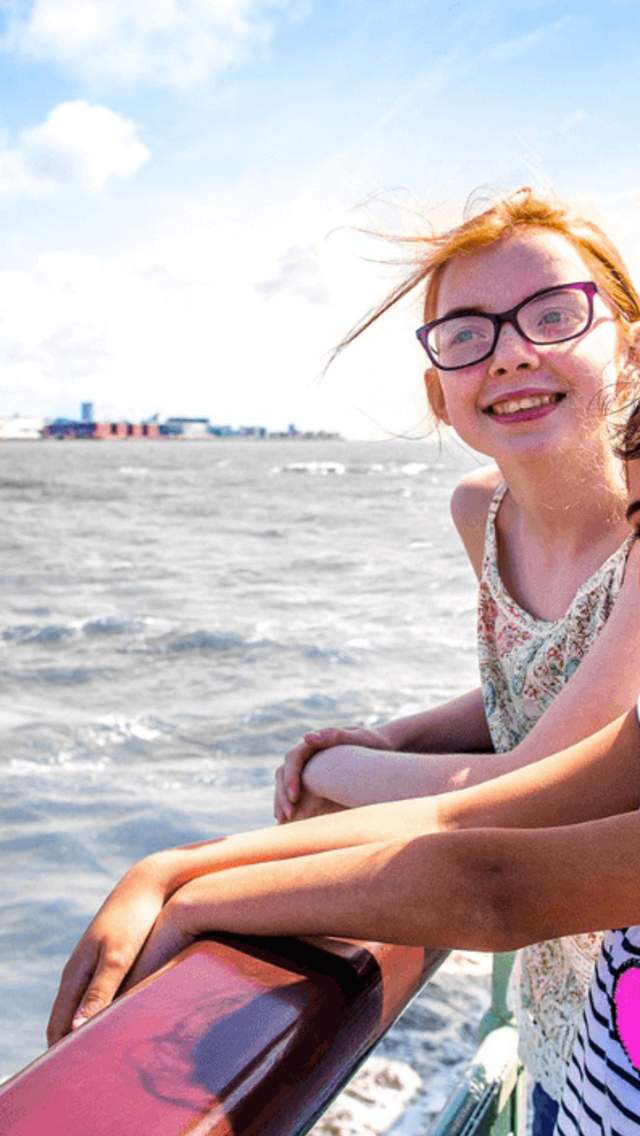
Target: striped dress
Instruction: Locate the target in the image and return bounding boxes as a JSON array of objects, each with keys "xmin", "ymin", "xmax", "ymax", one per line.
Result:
[{"xmin": 555, "ymin": 925, "xmax": 640, "ymax": 1135}]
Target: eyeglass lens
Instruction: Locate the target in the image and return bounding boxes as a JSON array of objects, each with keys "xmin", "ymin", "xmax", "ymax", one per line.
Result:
[{"xmin": 427, "ymin": 286, "xmax": 592, "ymax": 369}]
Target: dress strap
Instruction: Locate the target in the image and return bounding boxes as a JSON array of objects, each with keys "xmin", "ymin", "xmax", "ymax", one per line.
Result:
[{"xmin": 481, "ymin": 480, "xmax": 508, "ymax": 578}]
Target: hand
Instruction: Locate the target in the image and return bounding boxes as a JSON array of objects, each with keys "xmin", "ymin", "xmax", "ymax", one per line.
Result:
[
  {"xmin": 46, "ymin": 857, "xmax": 167, "ymax": 1046},
  {"xmin": 123, "ymin": 880, "xmax": 207, "ymax": 990},
  {"xmin": 285, "ymin": 787, "xmax": 346, "ymax": 822},
  {"xmin": 274, "ymin": 725, "xmax": 391, "ymax": 823},
  {"xmin": 274, "ymin": 766, "xmax": 339, "ymax": 823}
]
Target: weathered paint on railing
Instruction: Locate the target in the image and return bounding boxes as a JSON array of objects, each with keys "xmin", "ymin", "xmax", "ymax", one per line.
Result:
[{"xmin": 0, "ymin": 934, "xmax": 446, "ymax": 1136}]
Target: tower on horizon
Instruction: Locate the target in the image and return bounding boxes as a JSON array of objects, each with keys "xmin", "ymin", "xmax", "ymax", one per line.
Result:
[{"xmin": 81, "ymin": 401, "xmax": 94, "ymax": 423}]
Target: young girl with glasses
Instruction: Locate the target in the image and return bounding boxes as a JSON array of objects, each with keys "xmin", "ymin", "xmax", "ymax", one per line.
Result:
[
  {"xmin": 269, "ymin": 188, "xmax": 640, "ymax": 1131},
  {"xmin": 47, "ymin": 191, "xmax": 640, "ymax": 1135}
]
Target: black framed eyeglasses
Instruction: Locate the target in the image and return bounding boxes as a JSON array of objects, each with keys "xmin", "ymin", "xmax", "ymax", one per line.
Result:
[{"xmin": 416, "ymin": 281, "xmax": 599, "ymax": 371}]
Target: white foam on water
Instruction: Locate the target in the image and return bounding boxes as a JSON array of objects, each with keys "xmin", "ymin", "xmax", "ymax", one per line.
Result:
[
  {"xmin": 313, "ymin": 1058, "xmax": 422, "ymax": 1136},
  {"xmin": 311, "ymin": 952, "xmax": 492, "ymax": 1135},
  {"xmin": 272, "ymin": 461, "xmax": 347, "ymax": 475},
  {"xmin": 89, "ymin": 715, "xmax": 164, "ymax": 745}
]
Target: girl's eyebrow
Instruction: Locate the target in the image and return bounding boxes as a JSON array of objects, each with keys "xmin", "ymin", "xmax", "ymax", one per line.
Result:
[
  {"xmin": 441, "ymin": 303, "xmax": 488, "ymax": 318},
  {"xmin": 625, "ymin": 499, "xmax": 640, "ymax": 523}
]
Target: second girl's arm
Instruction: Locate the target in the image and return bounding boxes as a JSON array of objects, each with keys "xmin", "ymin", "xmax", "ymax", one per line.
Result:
[
  {"xmin": 48, "ymin": 707, "xmax": 640, "ymax": 1042},
  {"xmin": 127, "ymin": 807, "xmax": 640, "ymax": 988},
  {"xmin": 151, "ymin": 704, "xmax": 640, "ymax": 895}
]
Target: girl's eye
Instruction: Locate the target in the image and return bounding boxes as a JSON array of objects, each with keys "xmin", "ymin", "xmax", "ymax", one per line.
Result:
[
  {"xmin": 523, "ymin": 292, "xmax": 588, "ymax": 340},
  {"xmin": 442, "ymin": 321, "xmax": 491, "ymax": 349},
  {"xmin": 540, "ymin": 309, "xmax": 564, "ymax": 326}
]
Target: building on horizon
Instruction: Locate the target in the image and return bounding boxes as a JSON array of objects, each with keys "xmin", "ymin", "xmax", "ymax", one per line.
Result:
[{"xmin": 43, "ymin": 418, "xmax": 159, "ymax": 440}]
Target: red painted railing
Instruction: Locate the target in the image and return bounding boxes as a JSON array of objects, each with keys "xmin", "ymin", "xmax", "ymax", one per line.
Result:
[{"xmin": 0, "ymin": 935, "xmax": 446, "ymax": 1135}]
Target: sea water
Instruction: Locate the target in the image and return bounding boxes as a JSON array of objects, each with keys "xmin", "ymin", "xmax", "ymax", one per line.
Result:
[{"xmin": 0, "ymin": 437, "xmax": 491, "ymax": 1132}]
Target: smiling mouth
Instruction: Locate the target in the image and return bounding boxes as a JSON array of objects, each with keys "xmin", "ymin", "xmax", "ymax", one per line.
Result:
[{"xmin": 486, "ymin": 392, "xmax": 565, "ymax": 416}]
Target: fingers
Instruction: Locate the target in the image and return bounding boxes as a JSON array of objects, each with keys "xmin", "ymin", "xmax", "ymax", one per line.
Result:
[
  {"xmin": 274, "ymin": 766, "xmax": 289, "ymax": 825},
  {"xmin": 46, "ymin": 944, "xmax": 97, "ymax": 1047},
  {"xmin": 281, "ymin": 740, "xmax": 315, "ymax": 812},
  {"xmin": 276, "ymin": 725, "xmax": 365, "ymax": 824},
  {"xmin": 290, "ymin": 792, "xmax": 329, "ymax": 821},
  {"xmin": 303, "ymin": 727, "xmax": 349, "ymax": 751},
  {"xmin": 46, "ymin": 944, "xmax": 131, "ymax": 1047},
  {"xmin": 277, "ymin": 729, "xmax": 353, "ymax": 822},
  {"xmin": 72, "ymin": 948, "xmax": 131, "ymax": 1027}
]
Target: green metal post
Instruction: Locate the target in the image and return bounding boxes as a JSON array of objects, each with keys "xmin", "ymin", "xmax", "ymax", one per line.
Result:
[
  {"xmin": 479, "ymin": 952, "xmax": 516, "ymax": 1040},
  {"xmin": 430, "ymin": 953, "xmax": 525, "ymax": 1135}
]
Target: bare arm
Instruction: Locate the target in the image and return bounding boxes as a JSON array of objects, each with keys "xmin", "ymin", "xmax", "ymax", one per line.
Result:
[
  {"xmin": 302, "ymin": 704, "xmax": 640, "ymax": 808},
  {"xmin": 299, "ymin": 542, "xmax": 640, "ymax": 807},
  {"xmin": 449, "ymin": 475, "xmax": 640, "ymax": 774},
  {"xmin": 161, "ymin": 707, "xmax": 639, "ymax": 893},
  {"xmin": 502, "ymin": 541, "xmax": 640, "ymax": 761},
  {"xmin": 48, "ymin": 708, "xmax": 640, "ymax": 1042},
  {"xmin": 126, "ymin": 710, "xmax": 640, "ymax": 984},
  {"xmin": 126, "ymin": 808, "xmax": 640, "ymax": 987},
  {"xmin": 155, "ymin": 707, "xmax": 640, "ymax": 883},
  {"xmin": 372, "ymin": 686, "xmax": 493, "ymax": 753},
  {"xmin": 274, "ymin": 686, "xmax": 493, "ymax": 821}
]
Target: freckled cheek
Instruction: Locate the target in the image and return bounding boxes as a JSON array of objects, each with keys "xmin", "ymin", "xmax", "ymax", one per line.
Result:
[
  {"xmin": 555, "ymin": 331, "xmax": 620, "ymax": 390},
  {"xmin": 440, "ymin": 370, "xmax": 486, "ymax": 420}
]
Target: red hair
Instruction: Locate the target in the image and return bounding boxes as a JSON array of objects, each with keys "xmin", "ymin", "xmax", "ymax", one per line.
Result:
[{"xmin": 337, "ymin": 187, "xmax": 640, "ymax": 422}]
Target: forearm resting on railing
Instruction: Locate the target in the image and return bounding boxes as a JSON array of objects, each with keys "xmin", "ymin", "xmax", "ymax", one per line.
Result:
[
  {"xmin": 300, "ymin": 739, "xmax": 536, "ymax": 805},
  {"xmin": 302, "ymin": 708, "xmax": 640, "ymax": 819}
]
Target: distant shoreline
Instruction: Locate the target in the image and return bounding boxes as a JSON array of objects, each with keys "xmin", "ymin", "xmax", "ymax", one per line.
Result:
[{"xmin": 0, "ymin": 432, "xmax": 344, "ymax": 442}]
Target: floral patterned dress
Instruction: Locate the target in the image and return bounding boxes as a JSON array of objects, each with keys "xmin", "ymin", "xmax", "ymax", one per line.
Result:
[{"xmin": 478, "ymin": 481, "xmax": 633, "ymax": 1102}]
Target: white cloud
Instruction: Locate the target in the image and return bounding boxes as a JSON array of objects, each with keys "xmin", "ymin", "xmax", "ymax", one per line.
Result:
[
  {"xmin": 0, "ymin": 202, "xmax": 426, "ymax": 437},
  {"xmin": 2, "ymin": 0, "xmax": 310, "ymax": 89},
  {"xmin": 0, "ymin": 100, "xmax": 150, "ymax": 194},
  {"xmin": 256, "ymin": 244, "xmax": 330, "ymax": 304}
]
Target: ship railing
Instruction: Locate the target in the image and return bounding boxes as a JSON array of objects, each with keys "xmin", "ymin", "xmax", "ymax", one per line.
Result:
[{"xmin": 0, "ymin": 936, "xmax": 523, "ymax": 1135}]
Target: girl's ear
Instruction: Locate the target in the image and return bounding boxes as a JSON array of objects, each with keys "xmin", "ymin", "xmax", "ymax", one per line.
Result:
[{"xmin": 424, "ymin": 369, "xmax": 451, "ymax": 425}]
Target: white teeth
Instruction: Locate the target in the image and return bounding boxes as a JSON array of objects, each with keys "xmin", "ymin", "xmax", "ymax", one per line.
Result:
[{"xmin": 491, "ymin": 394, "xmax": 557, "ymax": 415}]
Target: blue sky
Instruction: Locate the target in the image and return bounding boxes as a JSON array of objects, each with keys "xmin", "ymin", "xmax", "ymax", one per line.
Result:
[{"xmin": 2, "ymin": 0, "xmax": 640, "ymax": 435}]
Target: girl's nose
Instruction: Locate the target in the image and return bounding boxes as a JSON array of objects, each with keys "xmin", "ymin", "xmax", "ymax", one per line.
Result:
[{"xmin": 488, "ymin": 321, "xmax": 540, "ymax": 377}]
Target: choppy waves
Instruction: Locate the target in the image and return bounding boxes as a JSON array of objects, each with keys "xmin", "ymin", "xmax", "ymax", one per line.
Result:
[
  {"xmin": 0, "ymin": 437, "xmax": 485, "ymax": 1130},
  {"xmin": 270, "ymin": 458, "xmax": 447, "ymax": 479}
]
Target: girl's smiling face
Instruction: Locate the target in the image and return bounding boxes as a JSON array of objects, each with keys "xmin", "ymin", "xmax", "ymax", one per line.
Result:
[{"xmin": 432, "ymin": 228, "xmax": 624, "ymax": 463}]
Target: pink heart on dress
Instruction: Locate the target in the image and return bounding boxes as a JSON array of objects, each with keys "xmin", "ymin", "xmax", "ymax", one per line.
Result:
[{"xmin": 613, "ymin": 961, "xmax": 640, "ymax": 1071}]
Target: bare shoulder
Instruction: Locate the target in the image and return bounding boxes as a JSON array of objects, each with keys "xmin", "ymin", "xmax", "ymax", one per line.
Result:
[{"xmin": 450, "ymin": 466, "xmax": 502, "ymax": 578}]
